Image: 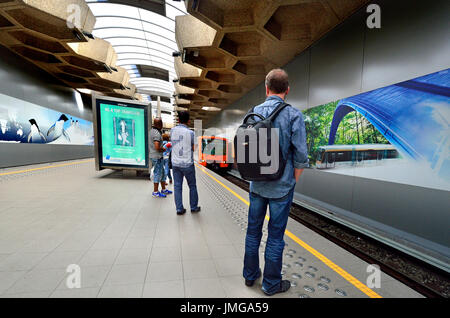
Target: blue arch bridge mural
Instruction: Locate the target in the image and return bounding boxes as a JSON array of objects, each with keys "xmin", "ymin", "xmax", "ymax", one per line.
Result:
[{"xmin": 303, "ymin": 68, "xmax": 449, "ymax": 190}]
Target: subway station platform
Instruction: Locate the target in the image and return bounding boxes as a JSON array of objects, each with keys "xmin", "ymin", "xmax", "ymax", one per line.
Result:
[{"xmin": 0, "ymin": 160, "xmax": 423, "ymax": 298}]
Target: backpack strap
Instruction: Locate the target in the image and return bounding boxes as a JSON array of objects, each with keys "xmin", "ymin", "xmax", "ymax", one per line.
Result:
[
  {"xmin": 243, "ymin": 112, "xmax": 265, "ymax": 123},
  {"xmin": 267, "ymin": 102, "xmax": 290, "ymax": 122},
  {"xmin": 243, "ymin": 102, "xmax": 290, "ymax": 124},
  {"xmin": 243, "ymin": 105, "xmax": 264, "ymax": 123}
]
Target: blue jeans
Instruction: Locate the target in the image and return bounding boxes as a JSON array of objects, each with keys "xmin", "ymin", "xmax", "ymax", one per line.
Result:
[
  {"xmin": 163, "ymin": 158, "xmax": 172, "ymax": 182},
  {"xmin": 173, "ymin": 165, "xmax": 199, "ymax": 212},
  {"xmin": 151, "ymin": 158, "xmax": 165, "ymax": 184},
  {"xmin": 243, "ymin": 187, "xmax": 294, "ymax": 294}
]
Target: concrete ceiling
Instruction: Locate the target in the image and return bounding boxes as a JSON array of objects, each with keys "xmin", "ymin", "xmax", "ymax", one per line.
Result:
[
  {"xmin": 0, "ymin": 0, "xmax": 144, "ymax": 100},
  {"xmin": 174, "ymin": 0, "xmax": 370, "ymax": 125}
]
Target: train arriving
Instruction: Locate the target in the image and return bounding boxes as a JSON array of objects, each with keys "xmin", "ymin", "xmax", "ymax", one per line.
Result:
[{"xmin": 198, "ymin": 136, "xmax": 232, "ymax": 172}]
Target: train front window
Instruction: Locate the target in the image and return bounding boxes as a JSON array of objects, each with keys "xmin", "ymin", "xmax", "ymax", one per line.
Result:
[{"xmin": 202, "ymin": 139, "xmax": 226, "ymax": 156}]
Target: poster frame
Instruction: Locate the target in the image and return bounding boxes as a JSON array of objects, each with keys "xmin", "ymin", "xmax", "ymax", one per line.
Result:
[{"xmin": 92, "ymin": 94, "xmax": 151, "ymax": 171}]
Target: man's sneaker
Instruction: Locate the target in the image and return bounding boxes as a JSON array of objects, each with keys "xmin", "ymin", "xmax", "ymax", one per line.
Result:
[
  {"xmin": 191, "ymin": 207, "xmax": 201, "ymax": 213},
  {"xmin": 152, "ymin": 191, "xmax": 167, "ymax": 198},
  {"xmin": 263, "ymin": 280, "xmax": 291, "ymax": 296},
  {"xmin": 177, "ymin": 208, "xmax": 186, "ymax": 215},
  {"xmin": 161, "ymin": 189, "xmax": 173, "ymax": 195},
  {"xmin": 245, "ymin": 270, "xmax": 261, "ymax": 287}
]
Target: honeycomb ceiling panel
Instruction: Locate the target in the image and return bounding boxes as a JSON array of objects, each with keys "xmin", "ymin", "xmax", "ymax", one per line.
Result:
[{"xmin": 176, "ymin": 0, "xmax": 370, "ymax": 123}]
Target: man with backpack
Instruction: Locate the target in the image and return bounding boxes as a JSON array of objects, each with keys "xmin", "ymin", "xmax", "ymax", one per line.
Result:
[{"xmin": 237, "ymin": 69, "xmax": 309, "ymax": 296}]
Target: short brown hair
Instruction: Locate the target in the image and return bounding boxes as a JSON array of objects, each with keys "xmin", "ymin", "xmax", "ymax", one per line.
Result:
[
  {"xmin": 265, "ymin": 69, "xmax": 289, "ymax": 94},
  {"xmin": 162, "ymin": 133, "xmax": 170, "ymax": 141},
  {"xmin": 178, "ymin": 111, "xmax": 190, "ymax": 124}
]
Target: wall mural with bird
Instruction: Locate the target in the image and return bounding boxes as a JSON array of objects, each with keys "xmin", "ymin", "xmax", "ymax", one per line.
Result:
[{"xmin": 0, "ymin": 94, "xmax": 93, "ymax": 146}]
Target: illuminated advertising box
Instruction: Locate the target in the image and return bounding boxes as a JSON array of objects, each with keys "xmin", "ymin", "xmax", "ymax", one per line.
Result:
[{"xmin": 93, "ymin": 95, "xmax": 151, "ymax": 171}]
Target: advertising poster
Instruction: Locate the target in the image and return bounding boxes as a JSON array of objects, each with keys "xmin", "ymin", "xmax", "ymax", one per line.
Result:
[
  {"xmin": 98, "ymin": 102, "xmax": 147, "ymax": 167},
  {"xmin": 303, "ymin": 68, "xmax": 449, "ymax": 191},
  {"xmin": 0, "ymin": 93, "xmax": 93, "ymax": 145}
]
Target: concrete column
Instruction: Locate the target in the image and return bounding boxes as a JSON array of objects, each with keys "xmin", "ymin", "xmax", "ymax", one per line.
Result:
[{"xmin": 157, "ymin": 96, "xmax": 161, "ymax": 117}]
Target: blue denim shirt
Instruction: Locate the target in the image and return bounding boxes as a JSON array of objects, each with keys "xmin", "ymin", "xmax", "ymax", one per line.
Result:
[
  {"xmin": 249, "ymin": 96, "xmax": 309, "ymax": 199},
  {"xmin": 170, "ymin": 124, "xmax": 195, "ymax": 168}
]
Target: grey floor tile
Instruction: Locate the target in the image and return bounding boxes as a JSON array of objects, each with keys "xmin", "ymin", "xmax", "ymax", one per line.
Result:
[
  {"xmin": 5, "ymin": 269, "xmax": 66, "ymax": 295},
  {"xmin": 98, "ymin": 284, "xmax": 144, "ymax": 298},
  {"xmin": 1, "ymin": 291, "xmax": 51, "ymax": 298},
  {"xmin": 34, "ymin": 251, "xmax": 84, "ymax": 270},
  {"xmin": 0, "ymin": 252, "xmax": 48, "ymax": 271},
  {"xmin": 214, "ymin": 257, "xmax": 243, "ymax": 277},
  {"xmin": 104, "ymin": 264, "xmax": 147, "ymax": 286},
  {"xmin": 146, "ymin": 261, "xmax": 183, "ymax": 282},
  {"xmin": 142, "ymin": 280, "xmax": 185, "ymax": 298},
  {"xmin": 183, "ymin": 260, "xmax": 219, "ymax": 280},
  {"xmin": 209, "ymin": 244, "xmax": 240, "ymax": 259},
  {"xmin": 0, "ymin": 271, "xmax": 27, "ymax": 294},
  {"xmin": 90, "ymin": 236, "xmax": 125, "ymax": 251},
  {"xmin": 79, "ymin": 249, "xmax": 120, "ymax": 267},
  {"xmin": 50, "ymin": 287, "xmax": 100, "ymax": 298},
  {"xmin": 204, "ymin": 233, "xmax": 233, "ymax": 246},
  {"xmin": 115, "ymin": 248, "xmax": 150, "ymax": 265},
  {"xmin": 181, "ymin": 243, "xmax": 212, "ymax": 261},
  {"xmin": 54, "ymin": 238, "xmax": 96, "ymax": 252},
  {"xmin": 150, "ymin": 246, "xmax": 181, "ymax": 263},
  {"xmin": 19, "ymin": 239, "xmax": 63, "ymax": 253},
  {"xmin": 121, "ymin": 237, "xmax": 153, "ymax": 251},
  {"xmin": 152, "ymin": 232, "xmax": 180, "ymax": 248},
  {"xmin": 127, "ymin": 228, "xmax": 156, "ymax": 239},
  {"xmin": 184, "ymin": 278, "xmax": 226, "ymax": 298}
]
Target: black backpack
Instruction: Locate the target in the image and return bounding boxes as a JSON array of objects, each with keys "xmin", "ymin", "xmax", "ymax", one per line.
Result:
[{"xmin": 234, "ymin": 102, "xmax": 290, "ymax": 181}]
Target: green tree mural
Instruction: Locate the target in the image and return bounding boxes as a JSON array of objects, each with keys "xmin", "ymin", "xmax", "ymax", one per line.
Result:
[{"xmin": 303, "ymin": 100, "xmax": 389, "ymax": 165}]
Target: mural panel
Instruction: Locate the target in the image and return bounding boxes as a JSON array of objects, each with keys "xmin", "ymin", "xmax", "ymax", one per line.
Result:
[
  {"xmin": 303, "ymin": 69, "xmax": 449, "ymax": 191},
  {"xmin": 0, "ymin": 94, "xmax": 93, "ymax": 146}
]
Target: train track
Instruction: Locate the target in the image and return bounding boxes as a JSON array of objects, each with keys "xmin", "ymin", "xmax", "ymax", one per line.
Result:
[{"xmin": 223, "ymin": 170, "xmax": 450, "ymax": 298}]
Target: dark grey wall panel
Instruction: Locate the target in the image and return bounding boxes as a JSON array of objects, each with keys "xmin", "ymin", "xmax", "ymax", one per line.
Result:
[
  {"xmin": 0, "ymin": 143, "xmax": 93, "ymax": 168},
  {"xmin": 284, "ymin": 50, "xmax": 310, "ymax": 111},
  {"xmin": 0, "ymin": 45, "xmax": 94, "ymax": 167},
  {"xmin": 362, "ymin": 0, "xmax": 450, "ymax": 91},
  {"xmin": 295, "ymin": 169, "xmax": 353, "ymax": 212},
  {"xmin": 351, "ymin": 177, "xmax": 450, "ymax": 248},
  {"xmin": 295, "ymin": 170, "xmax": 450, "ymax": 259},
  {"xmin": 308, "ymin": 10, "xmax": 365, "ymax": 107},
  {"xmin": 0, "ymin": 45, "xmax": 92, "ymax": 122}
]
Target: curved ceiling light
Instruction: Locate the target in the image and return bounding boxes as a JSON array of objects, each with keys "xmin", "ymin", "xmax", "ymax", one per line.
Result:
[{"xmin": 86, "ymin": 0, "xmax": 187, "ymax": 105}]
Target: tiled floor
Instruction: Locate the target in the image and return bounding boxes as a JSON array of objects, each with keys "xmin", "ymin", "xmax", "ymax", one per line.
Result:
[{"xmin": 0, "ymin": 160, "xmax": 423, "ymax": 298}]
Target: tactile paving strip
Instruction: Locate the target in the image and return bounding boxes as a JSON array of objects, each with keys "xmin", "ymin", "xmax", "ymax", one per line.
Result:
[
  {"xmin": 197, "ymin": 168, "xmax": 354, "ymax": 298},
  {"xmin": 0, "ymin": 160, "xmax": 92, "ymax": 182}
]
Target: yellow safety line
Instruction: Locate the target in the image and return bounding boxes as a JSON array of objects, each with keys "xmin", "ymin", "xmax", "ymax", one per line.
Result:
[
  {"xmin": 0, "ymin": 159, "xmax": 94, "ymax": 177},
  {"xmin": 196, "ymin": 164, "xmax": 382, "ymax": 298}
]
